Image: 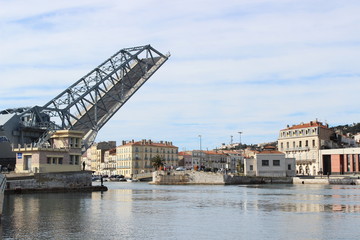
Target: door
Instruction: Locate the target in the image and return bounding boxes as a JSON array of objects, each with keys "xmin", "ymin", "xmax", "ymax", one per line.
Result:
[{"xmin": 24, "ymin": 155, "xmax": 32, "ymax": 170}]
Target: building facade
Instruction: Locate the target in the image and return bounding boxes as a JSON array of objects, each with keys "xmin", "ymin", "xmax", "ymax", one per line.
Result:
[
  {"xmin": 244, "ymin": 149, "xmax": 295, "ymax": 177},
  {"xmin": 101, "ymin": 148, "xmax": 117, "ymax": 176},
  {"xmin": 116, "ymin": 139, "xmax": 178, "ymax": 178},
  {"xmin": 85, "ymin": 141, "xmax": 116, "ymax": 175},
  {"xmin": 278, "ymin": 121, "xmax": 334, "ymax": 176},
  {"xmin": 178, "ymin": 151, "xmax": 193, "ymax": 170},
  {"xmin": 13, "ymin": 130, "xmax": 84, "ymax": 173},
  {"xmin": 320, "ymin": 148, "xmax": 360, "ymax": 175}
]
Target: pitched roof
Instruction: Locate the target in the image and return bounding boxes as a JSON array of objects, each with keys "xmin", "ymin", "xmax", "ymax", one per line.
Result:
[
  {"xmin": 122, "ymin": 140, "xmax": 176, "ymax": 148},
  {"xmin": 256, "ymin": 150, "xmax": 284, "ymax": 155},
  {"xmin": 281, "ymin": 121, "xmax": 328, "ymax": 131}
]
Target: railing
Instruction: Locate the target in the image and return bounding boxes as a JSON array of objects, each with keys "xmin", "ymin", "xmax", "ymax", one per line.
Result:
[
  {"xmin": 132, "ymin": 172, "xmax": 153, "ymax": 180},
  {"xmin": 281, "ymin": 147, "xmax": 310, "ymax": 151},
  {"xmin": 0, "ymin": 174, "xmax": 7, "ymax": 192}
]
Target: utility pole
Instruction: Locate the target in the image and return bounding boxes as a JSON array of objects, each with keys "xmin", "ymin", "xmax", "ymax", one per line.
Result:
[
  {"xmin": 238, "ymin": 132, "xmax": 242, "ymax": 149},
  {"xmin": 198, "ymin": 135, "xmax": 202, "ymax": 170},
  {"xmin": 238, "ymin": 131, "xmax": 243, "ymax": 173}
]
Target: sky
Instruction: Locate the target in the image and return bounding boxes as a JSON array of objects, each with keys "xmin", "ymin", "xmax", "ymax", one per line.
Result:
[{"xmin": 1, "ymin": 0, "xmax": 360, "ymax": 151}]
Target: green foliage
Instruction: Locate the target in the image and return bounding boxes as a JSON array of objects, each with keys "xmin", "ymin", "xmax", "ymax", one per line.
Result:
[
  {"xmin": 332, "ymin": 122, "xmax": 360, "ymax": 136},
  {"xmin": 151, "ymin": 155, "xmax": 164, "ymax": 169}
]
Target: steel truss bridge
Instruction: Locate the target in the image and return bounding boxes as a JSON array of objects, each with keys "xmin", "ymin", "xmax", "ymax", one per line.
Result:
[{"xmin": 0, "ymin": 45, "xmax": 169, "ymax": 154}]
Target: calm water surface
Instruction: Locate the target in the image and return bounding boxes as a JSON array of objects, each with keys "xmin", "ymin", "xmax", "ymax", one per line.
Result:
[{"xmin": 2, "ymin": 183, "xmax": 360, "ymax": 239}]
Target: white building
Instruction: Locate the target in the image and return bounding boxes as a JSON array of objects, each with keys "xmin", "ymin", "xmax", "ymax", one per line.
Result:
[{"xmin": 244, "ymin": 148, "xmax": 295, "ymax": 177}]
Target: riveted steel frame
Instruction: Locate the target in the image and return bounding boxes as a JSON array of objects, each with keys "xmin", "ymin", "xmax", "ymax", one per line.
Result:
[{"xmin": 22, "ymin": 45, "xmax": 169, "ymax": 150}]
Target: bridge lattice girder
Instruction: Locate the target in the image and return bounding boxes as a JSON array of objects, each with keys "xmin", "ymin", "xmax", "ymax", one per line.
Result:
[{"xmin": 32, "ymin": 45, "xmax": 169, "ymax": 149}]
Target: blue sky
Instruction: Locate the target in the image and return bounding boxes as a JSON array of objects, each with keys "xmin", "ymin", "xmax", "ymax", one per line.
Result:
[{"xmin": 1, "ymin": 0, "xmax": 360, "ymax": 150}]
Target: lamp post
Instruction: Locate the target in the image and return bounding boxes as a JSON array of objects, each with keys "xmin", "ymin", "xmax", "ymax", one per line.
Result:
[
  {"xmin": 238, "ymin": 131, "xmax": 243, "ymax": 173},
  {"xmin": 198, "ymin": 135, "xmax": 202, "ymax": 170},
  {"xmin": 238, "ymin": 132, "xmax": 242, "ymax": 149}
]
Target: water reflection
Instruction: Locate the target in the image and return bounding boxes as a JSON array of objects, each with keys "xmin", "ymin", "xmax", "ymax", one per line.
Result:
[
  {"xmin": 242, "ymin": 184, "xmax": 360, "ymax": 213},
  {"xmin": 2, "ymin": 183, "xmax": 360, "ymax": 239}
]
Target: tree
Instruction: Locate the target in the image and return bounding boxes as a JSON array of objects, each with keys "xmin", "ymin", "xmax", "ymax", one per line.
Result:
[{"xmin": 151, "ymin": 155, "xmax": 164, "ymax": 170}]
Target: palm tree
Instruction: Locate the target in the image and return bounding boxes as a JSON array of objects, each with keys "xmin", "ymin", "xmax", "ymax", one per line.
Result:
[{"xmin": 151, "ymin": 155, "xmax": 164, "ymax": 170}]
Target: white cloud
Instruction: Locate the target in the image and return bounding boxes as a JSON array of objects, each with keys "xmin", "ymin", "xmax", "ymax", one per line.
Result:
[{"xmin": 1, "ymin": 0, "xmax": 360, "ymax": 150}]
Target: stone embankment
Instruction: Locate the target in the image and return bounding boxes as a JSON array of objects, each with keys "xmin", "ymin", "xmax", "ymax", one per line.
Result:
[
  {"xmin": 151, "ymin": 171, "xmax": 360, "ymax": 185},
  {"xmin": 4, "ymin": 171, "xmax": 107, "ymax": 193},
  {"xmin": 293, "ymin": 176, "xmax": 360, "ymax": 185},
  {"xmin": 151, "ymin": 170, "xmax": 292, "ymax": 185}
]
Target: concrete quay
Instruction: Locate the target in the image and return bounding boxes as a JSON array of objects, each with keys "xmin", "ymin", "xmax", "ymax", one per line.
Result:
[
  {"xmin": 150, "ymin": 170, "xmax": 292, "ymax": 185},
  {"xmin": 4, "ymin": 171, "xmax": 108, "ymax": 194},
  {"xmin": 151, "ymin": 171, "xmax": 360, "ymax": 185},
  {"xmin": 293, "ymin": 175, "xmax": 360, "ymax": 185}
]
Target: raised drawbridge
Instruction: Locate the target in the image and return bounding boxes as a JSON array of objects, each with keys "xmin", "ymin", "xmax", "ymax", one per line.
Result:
[{"xmin": 0, "ymin": 45, "xmax": 170, "ymax": 161}]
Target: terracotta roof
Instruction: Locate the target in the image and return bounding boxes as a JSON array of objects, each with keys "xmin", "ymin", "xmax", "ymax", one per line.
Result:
[
  {"xmin": 281, "ymin": 121, "xmax": 328, "ymax": 131},
  {"xmin": 219, "ymin": 150, "xmax": 241, "ymax": 155},
  {"xmin": 122, "ymin": 141, "xmax": 176, "ymax": 148},
  {"xmin": 203, "ymin": 150, "xmax": 226, "ymax": 155},
  {"xmin": 178, "ymin": 152, "xmax": 191, "ymax": 156},
  {"xmin": 257, "ymin": 150, "xmax": 284, "ymax": 155}
]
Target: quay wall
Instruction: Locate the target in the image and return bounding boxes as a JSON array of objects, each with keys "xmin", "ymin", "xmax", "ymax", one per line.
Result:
[
  {"xmin": 151, "ymin": 171, "xmax": 292, "ymax": 185},
  {"xmin": 5, "ymin": 171, "xmax": 106, "ymax": 193},
  {"xmin": 152, "ymin": 171, "xmax": 360, "ymax": 185},
  {"xmin": 293, "ymin": 177, "xmax": 360, "ymax": 185}
]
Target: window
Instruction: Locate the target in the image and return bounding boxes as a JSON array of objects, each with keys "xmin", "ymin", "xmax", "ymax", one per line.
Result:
[
  {"xmin": 59, "ymin": 158, "xmax": 63, "ymax": 164},
  {"xmin": 288, "ymin": 164, "xmax": 291, "ymax": 170},
  {"xmin": 312, "ymin": 140, "xmax": 316, "ymax": 147},
  {"xmin": 299, "ymin": 141, "xmax": 302, "ymax": 147},
  {"xmin": 250, "ymin": 165, "xmax": 253, "ymax": 171},
  {"xmin": 353, "ymin": 155, "xmax": 356, "ymax": 172},
  {"xmin": 262, "ymin": 160, "xmax": 269, "ymax": 166},
  {"xmin": 70, "ymin": 155, "xmax": 79, "ymax": 165},
  {"xmin": 52, "ymin": 157, "xmax": 57, "ymax": 164},
  {"xmin": 273, "ymin": 160, "xmax": 280, "ymax": 166},
  {"xmin": 47, "ymin": 157, "xmax": 51, "ymax": 164}
]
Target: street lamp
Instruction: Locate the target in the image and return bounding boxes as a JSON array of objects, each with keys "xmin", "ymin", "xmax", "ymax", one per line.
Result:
[
  {"xmin": 238, "ymin": 132, "xmax": 242, "ymax": 149},
  {"xmin": 198, "ymin": 135, "xmax": 202, "ymax": 170},
  {"xmin": 238, "ymin": 131, "xmax": 243, "ymax": 173}
]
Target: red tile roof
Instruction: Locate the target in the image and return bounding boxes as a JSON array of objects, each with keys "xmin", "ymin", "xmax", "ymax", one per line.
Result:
[
  {"xmin": 122, "ymin": 141, "xmax": 176, "ymax": 148},
  {"xmin": 257, "ymin": 150, "xmax": 284, "ymax": 155},
  {"xmin": 281, "ymin": 121, "xmax": 328, "ymax": 131}
]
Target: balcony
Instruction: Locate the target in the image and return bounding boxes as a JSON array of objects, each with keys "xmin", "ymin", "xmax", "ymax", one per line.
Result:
[{"xmin": 282, "ymin": 147, "xmax": 310, "ymax": 151}]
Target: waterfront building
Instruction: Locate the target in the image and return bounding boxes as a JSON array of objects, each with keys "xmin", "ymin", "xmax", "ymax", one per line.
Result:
[
  {"xmin": 85, "ymin": 141, "xmax": 116, "ymax": 175},
  {"xmin": 319, "ymin": 148, "xmax": 360, "ymax": 175},
  {"xmin": 13, "ymin": 130, "xmax": 84, "ymax": 173},
  {"xmin": 244, "ymin": 147, "xmax": 295, "ymax": 177},
  {"xmin": 180, "ymin": 150, "xmax": 239, "ymax": 172},
  {"xmin": 116, "ymin": 139, "xmax": 178, "ymax": 178},
  {"xmin": 101, "ymin": 148, "xmax": 117, "ymax": 176},
  {"xmin": 219, "ymin": 150, "xmax": 242, "ymax": 173},
  {"xmin": 178, "ymin": 151, "xmax": 193, "ymax": 170},
  {"xmin": 278, "ymin": 121, "xmax": 335, "ymax": 175}
]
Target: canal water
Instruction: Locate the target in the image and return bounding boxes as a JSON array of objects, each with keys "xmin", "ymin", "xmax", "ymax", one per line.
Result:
[{"xmin": 1, "ymin": 183, "xmax": 360, "ymax": 239}]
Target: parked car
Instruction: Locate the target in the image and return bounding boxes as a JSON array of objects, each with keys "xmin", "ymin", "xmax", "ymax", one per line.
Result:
[{"xmin": 176, "ymin": 167, "xmax": 186, "ymax": 171}]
